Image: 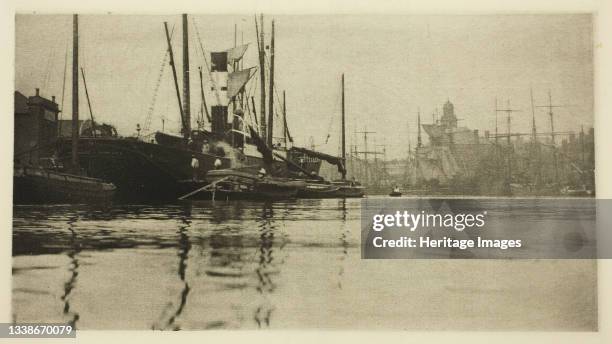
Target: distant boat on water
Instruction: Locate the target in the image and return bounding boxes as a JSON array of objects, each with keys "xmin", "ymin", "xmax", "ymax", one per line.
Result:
[{"xmin": 389, "ymin": 186, "xmax": 402, "ymax": 197}]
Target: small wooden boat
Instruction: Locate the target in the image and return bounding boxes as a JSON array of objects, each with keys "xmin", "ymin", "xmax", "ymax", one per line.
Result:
[
  {"xmin": 389, "ymin": 187, "xmax": 402, "ymax": 197},
  {"xmin": 331, "ymin": 181, "xmax": 365, "ymax": 198},
  {"xmin": 179, "ymin": 169, "xmax": 305, "ymax": 200},
  {"xmin": 560, "ymin": 185, "xmax": 594, "ymax": 197},
  {"xmin": 297, "ymin": 180, "xmax": 365, "ymax": 198},
  {"xmin": 13, "ymin": 166, "xmax": 116, "ymax": 204}
]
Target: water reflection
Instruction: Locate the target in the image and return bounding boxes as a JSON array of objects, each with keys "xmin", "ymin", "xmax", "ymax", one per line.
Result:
[
  {"xmin": 338, "ymin": 199, "xmax": 348, "ymax": 290},
  {"xmin": 254, "ymin": 202, "xmax": 276, "ymax": 328},
  {"xmin": 61, "ymin": 215, "xmax": 80, "ymax": 327},
  {"xmin": 206, "ymin": 202, "xmax": 247, "ymax": 283},
  {"xmin": 11, "ymin": 199, "xmax": 599, "ymax": 331},
  {"xmin": 154, "ymin": 204, "xmax": 192, "ymax": 330}
]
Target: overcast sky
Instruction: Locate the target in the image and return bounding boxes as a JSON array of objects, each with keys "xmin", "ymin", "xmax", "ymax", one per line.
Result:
[{"xmin": 15, "ymin": 14, "xmax": 593, "ymax": 159}]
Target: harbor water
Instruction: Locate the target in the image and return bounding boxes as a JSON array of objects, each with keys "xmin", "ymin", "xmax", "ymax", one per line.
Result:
[{"xmin": 12, "ymin": 198, "xmax": 597, "ymax": 330}]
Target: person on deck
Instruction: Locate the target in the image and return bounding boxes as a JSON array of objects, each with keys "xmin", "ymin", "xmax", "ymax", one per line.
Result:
[
  {"xmin": 50, "ymin": 152, "xmax": 60, "ymax": 170},
  {"xmin": 191, "ymin": 155, "xmax": 199, "ymax": 181},
  {"xmin": 258, "ymin": 168, "xmax": 267, "ymax": 179}
]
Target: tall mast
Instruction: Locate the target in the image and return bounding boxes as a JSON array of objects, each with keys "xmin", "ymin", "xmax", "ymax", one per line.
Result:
[
  {"xmin": 547, "ymin": 90, "xmax": 555, "ymax": 145},
  {"xmin": 182, "ymin": 14, "xmax": 191, "ymax": 138},
  {"xmin": 256, "ymin": 14, "xmax": 266, "ymax": 141},
  {"xmin": 547, "ymin": 90, "xmax": 557, "ymax": 183},
  {"xmin": 267, "ymin": 20, "xmax": 275, "ymax": 147},
  {"xmin": 495, "ymin": 101, "xmax": 521, "ymax": 184},
  {"xmin": 494, "ymin": 98, "xmax": 498, "ymax": 144},
  {"xmin": 414, "ymin": 112, "xmax": 420, "ymax": 176},
  {"xmin": 341, "ymin": 74, "xmax": 346, "ymax": 180},
  {"xmin": 71, "ymin": 14, "xmax": 79, "ymax": 169},
  {"xmin": 406, "ymin": 123, "xmax": 412, "ymax": 184},
  {"xmin": 407, "ymin": 123, "xmax": 411, "ymax": 156},
  {"xmin": 496, "ymin": 100, "xmax": 521, "ymax": 144},
  {"xmin": 580, "ymin": 125, "xmax": 585, "ymax": 168},
  {"xmin": 283, "ymin": 90, "xmax": 287, "ymax": 149},
  {"xmin": 506, "ymin": 100, "xmax": 511, "ymax": 145},
  {"xmin": 530, "ymin": 88, "xmax": 537, "ymax": 142},
  {"xmin": 535, "ymin": 90, "xmax": 565, "ymax": 184},
  {"xmin": 163, "ymin": 22, "xmax": 185, "ymax": 132},
  {"xmin": 530, "ymin": 87, "xmax": 540, "ymax": 185},
  {"xmin": 417, "ymin": 108, "xmax": 422, "ymax": 147}
]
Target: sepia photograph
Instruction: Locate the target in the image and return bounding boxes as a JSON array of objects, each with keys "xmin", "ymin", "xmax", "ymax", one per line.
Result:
[{"xmin": 6, "ymin": 3, "xmax": 606, "ymax": 340}]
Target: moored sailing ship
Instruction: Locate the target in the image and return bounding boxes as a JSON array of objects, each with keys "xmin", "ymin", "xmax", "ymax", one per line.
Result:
[
  {"xmin": 297, "ymin": 74, "xmax": 364, "ymax": 198},
  {"xmin": 56, "ymin": 14, "xmax": 324, "ymax": 201},
  {"xmin": 403, "ymin": 96, "xmax": 595, "ymax": 196},
  {"xmin": 14, "ymin": 15, "xmax": 116, "ymax": 204}
]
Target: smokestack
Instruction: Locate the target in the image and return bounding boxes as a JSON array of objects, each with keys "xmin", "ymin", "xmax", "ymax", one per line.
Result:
[
  {"xmin": 52, "ymin": 96, "xmax": 56, "ymax": 103},
  {"xmin": 35, "ymin": 88, "xmax": 39, "ymax": 96}
]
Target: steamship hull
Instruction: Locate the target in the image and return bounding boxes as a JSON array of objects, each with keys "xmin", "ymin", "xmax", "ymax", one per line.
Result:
[
  {"xmin": 56, "ymin": 137, "xmax": 234, "ymax": 201},
  {"xmin": 56, "ymin": 136, "xmax": 321, "ymax": 201}
]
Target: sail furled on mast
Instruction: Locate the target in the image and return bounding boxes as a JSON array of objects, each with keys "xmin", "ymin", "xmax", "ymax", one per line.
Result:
[
  {"xmin": 227, "ymin": 67, "xmax": 256, "ymax": 100},
  {"xmin": 248, "ymin": 125, "xmax": 274, "ymax": 165},
  {"xmin": 226, "ymin": 44, "xmax": 249, "ymax": 65}
]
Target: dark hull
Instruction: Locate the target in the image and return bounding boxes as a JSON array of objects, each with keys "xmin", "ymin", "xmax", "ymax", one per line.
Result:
[
  {"xmin": 57, "ymin": 137, "xmax": 233, "ymax": 201},
  {"xmin": 13, "ymin": 166, "xmax": 116, "ymax": 204},
  {"xmin": 56, "ymin": 137, "xmax": 321, "ymax": 201}
]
